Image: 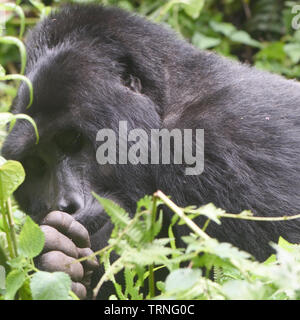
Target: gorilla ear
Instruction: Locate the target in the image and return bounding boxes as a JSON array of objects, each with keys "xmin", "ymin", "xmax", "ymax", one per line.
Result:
[
  {"xmin": 123, "ymin": 74, "xmax": 142, "ymax": 93},
  {"xmin": 119, "ymin": 56, "xmax": 143, "ymax": 93}
]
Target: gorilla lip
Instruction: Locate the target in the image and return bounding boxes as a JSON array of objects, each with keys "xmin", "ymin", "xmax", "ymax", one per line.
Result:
[{"xmin": 96, "ymin": 120, "xmax": 205, "ymax": 176}]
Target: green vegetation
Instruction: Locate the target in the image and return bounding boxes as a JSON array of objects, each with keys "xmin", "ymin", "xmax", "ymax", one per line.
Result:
[
  {"xmin": 1, "ymin": 0, "xmax": 300, "ymax": 300},
  {"xmin": 3, "ymin": 183, "xmax": 300, "ymax": 300}
]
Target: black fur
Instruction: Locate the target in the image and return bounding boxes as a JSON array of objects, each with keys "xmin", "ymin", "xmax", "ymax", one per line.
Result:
[{"xmin": 2, "ymin": 4, "xmax": 300, "ymax": 297}]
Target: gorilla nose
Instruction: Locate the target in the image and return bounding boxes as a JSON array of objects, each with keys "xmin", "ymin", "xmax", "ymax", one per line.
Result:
[{"xmin": 56, "ymin": 197, "xmax": 82, "ymax": 215}]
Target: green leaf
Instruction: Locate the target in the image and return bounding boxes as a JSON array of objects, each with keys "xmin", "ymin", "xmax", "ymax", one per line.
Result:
[
  {"xmin": 219, "ymin": 265, "xmax": 244, "ymax": 283},
  {"xmin": 93, "ymin": 193, "xmax": 131, "ymax": 229},
  {"xmin": 0, "ymin": 232, "xmax": 8, "ymax": 267},
  {"xmin": 18, "ymin": 279, "xmax": 32, "ymax": 300},
  {"xmin": 156, "ymin": 281, "xmax": 165, "ymax": 293},
  {"xmin": 5, "ymin": 269, "xmax": 26, "ymax": 300},
  {"xmin": 230, "ymin": 31, "xmax": 262, "ymax": 48},
  {"xmin": 93, "ymin": 193, "xmax": 145, "ymax": 244},
  {"xmin": 136, "ymin": 195, "xmax": 154, "ymax": 213},
  {"xmin": 0, "ymin": 3, "xmax": 25, "ymax": 37},
  {"xmin": 210, "ymin": 21, "xmax": 262, "ymax": 48},
  {"xmin": 118, "ymin": 1, "xmax": 134, "ymax": 11},
  {"xmin": 30, "ymin": 271, "xmax": 71, "ymax": 300},
  {"xmin": 222, "ymin": 280, "xmax": 268, "ymax": 300},
  {"xmin": 284, "ymin": 43, "xmax": 300, "ymax": 64},
  {"xmin": 122, "ymin": 239, "xmax": 180, "ymax": 267},
  {"xmin": 184, "ymin": 203, "xmax": 224, "ymax": 225},
  {"xmin": 210, "ymin": 21, "xmax": 236, "ymax": 37},
  {"xmin": 0, "ymin": 160, "xmax": 25, "ymax": 203},
  {"xmin": 0, "ymin": 265, "xmax": 5, "ymax": 290},
  {"xmin": 263, "ymin": 254, "xmax": 276, "ymax": 265},
  {"xmin": 165, "ymin": 268, "xmax": 201, "ymax": 292},
  {"xmin": 238, "ymin": 210, "xmax": 254, "ymax": 217},
  {"xmin": 255, "ymin": 42, "xmax": 286, "ymax": 62},
  {"xmin": 207, "ymin": 241, "xmax": 252, "ymax": 261},
  {"xmin": 0, "ymin": 156, "xmax": 6, "ymax": 166},
  {"xmin": 185, "ymin": 238, "xmax": 252, "ymax": 267},
  {"xmin": 182, "ymin": 0, "xmax": 205, "ymax": 19},
  {"xmin": 0, "ymin": 113, "xmax": 38, "ymax": 143},
  {"xmin": 168, "ymin": 214, "xmax": 180, "ymax": 266},
  {"xmin": 192, "ymin": 32, "xmax": 221, "ymax": 50},
  {"xmin": 294, "ymin": 30, "xmax": 300, "ymax": 42},
  {"xmin": 19, "ymin": 216, "xmax": 44, "ymax": 258},
  {"xmin": 152, "ymin": 209, "xmax": 163, "ymax": 239},
  {"xmin": 29, "ymin": 0, "xmax": 45, "ymax": 12},
  {"xmin": 0, "ymin": 64, "xmax": 6, "ymax": 77},
  {"xmin": 1, "ymin": 75, "xmax": 34, "ymax": 110},
  {"xmin": 13, "ymin": 114, "xmax": 39, "ymax": 143},
  {"xmin": 277, "ymin": 236, "xmax": 296, "ymax": 253},
  {"xmin": 255, "ymin": 60, "xmax": 294, "ymax": 77},
  {"xmin": 124, "ymin": 268, "xmax": 143, "ymax": 300},
  {"xmin": 0, "ymin": 112, "xmax": 14, "ymax": 126},
  {"xmin": 0, "ymin": 37, "xmax": 27, "ymax": 74},
  {"xmin": 7, "ymin": 255, "xmax": 25, "ymax": 269}
]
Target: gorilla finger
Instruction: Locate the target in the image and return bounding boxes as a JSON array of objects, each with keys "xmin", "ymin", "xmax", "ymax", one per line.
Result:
[
  {"xmin": 71, "ymin": 282, "xmax": 87, "ymax": 300},
  {"xmin": 40, "ymin": 225, "xmax": 78, "ymax": 258},
  {"xmin": 37, "ymin": 251, "xmax": 84, "ymax": 282},
  {"xmin": 42, "ymin": 211, "xmax": 91, "ymax": 248},
  {"xmin": 77, "ymin": 247, "xmax": 99, "ymax": 270}
]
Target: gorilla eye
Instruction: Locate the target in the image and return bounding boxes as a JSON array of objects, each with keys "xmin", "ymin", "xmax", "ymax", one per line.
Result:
[
  {"xmin": 54, "ymin": 129, "xmax": 84, "ymax": 154},
  {"xmin": 22, "ymin": 156, "xmax": 46, "ymax": 176}
]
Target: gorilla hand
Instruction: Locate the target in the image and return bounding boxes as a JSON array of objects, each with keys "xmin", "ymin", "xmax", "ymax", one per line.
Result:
[{"xmin": 36, "ymin": 211, "xmax": 99, "ymax": 299}]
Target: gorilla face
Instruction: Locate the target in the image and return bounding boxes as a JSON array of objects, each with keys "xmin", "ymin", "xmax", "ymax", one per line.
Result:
[{"xmin": 2, "ymin": 39, "xmax": 160, "ymax": 240}]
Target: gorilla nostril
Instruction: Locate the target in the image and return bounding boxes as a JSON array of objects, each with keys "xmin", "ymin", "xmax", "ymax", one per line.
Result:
[
  {"xmin": 61, "ymin": 204, "xmax": 77, "ymax": 214},
  {"xmin": 57, "ymin": 199, "xmax": 81, "ymax": 215}
]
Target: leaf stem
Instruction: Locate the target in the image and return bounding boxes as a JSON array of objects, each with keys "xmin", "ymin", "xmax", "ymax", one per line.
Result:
[
  {"xmin": 154, "ymin": 190, "xmax": 211, "ymax": 240},
  {"xmin": 0, "ymin": 200, "xmax": 14, "ymax": 259},
  {"xmin": 148, "ymin": 264, "xmax": 155, "ymax": 298},
  {"xmin": 219, "ymin": 212, "xmax": 300, "ymax": 222},
  {"xmin": 69, "ymin": 291, "xmax": 79, "ymax": 300},
  {"xmin": 148, "ymin": 194, "xmax": 158, "ymax": 298},
  {"xmin": 6, "ymin": 197, "xmax": 18, "ymax": 258},
  {"xmin": 151, "ymin": 195, "xmax": 158, "ymax": 241},
  {"xmin": 93, "ymin": 257, "xmax": 122, "ymax": 299}
]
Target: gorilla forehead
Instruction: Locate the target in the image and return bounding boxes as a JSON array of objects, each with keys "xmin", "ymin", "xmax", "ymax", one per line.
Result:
[{"xmin": 14, "ymin": 43, "xmax": 125, "ymax": 117}]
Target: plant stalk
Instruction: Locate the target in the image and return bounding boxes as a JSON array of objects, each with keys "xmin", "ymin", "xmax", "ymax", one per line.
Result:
[
  {"xmin": 0, "ymin": 200, "xmax": 14, "ymax": 259},
  {"xmin": 154, "ymin": 190, "xmax": 211, "ymax": 240},
  {"xmin": 6, "ymin": 197, "xmax": 18, "ymax": 258},
  {"xmin": 148, "ymin": 194, "xmax": 158, "ymax": 298}
]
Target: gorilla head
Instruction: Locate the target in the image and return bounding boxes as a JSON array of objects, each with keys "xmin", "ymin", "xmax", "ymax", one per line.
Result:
[
  {"xmin": 2, "ymin": 4, "xmax": 300, "ymax": 269},
  {"xmin": 2, "ymin": 5, "xmax": 164, "ymax": 245}
]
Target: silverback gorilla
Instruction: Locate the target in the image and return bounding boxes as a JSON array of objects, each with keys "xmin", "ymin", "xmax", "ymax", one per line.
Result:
[{"xmin": 2, "ymin": 4, "xmax": 300, "ymax": 299}]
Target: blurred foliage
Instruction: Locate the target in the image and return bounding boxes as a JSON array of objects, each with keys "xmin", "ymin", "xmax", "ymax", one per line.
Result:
[{"xmin": 1, "ymin": 0, "xmax": 300, "ymax": 110}]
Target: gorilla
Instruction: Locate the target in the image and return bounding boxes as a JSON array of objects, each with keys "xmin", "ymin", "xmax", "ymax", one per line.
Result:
[{"xmin": 2, "ymin": 4, "xmax": 300, "ymax": 299}]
